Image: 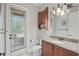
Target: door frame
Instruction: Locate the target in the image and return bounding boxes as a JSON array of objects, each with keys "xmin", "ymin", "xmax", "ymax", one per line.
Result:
[{"xmin": 5, "ymin": 4, "xmax": 29, "ymax": 56}]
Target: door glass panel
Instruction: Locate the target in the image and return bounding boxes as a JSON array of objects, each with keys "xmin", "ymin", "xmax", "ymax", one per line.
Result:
[{"xmin": 11, "ymin": 9, "xmax": 25, "ymax": 51}]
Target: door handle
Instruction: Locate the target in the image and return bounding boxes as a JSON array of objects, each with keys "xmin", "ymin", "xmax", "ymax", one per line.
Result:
[
  {"xmin": 9, "ymin": 34, "xmax": 12, "ymax": 36},
  {"xmin": 9, "ymin": 37, "xmax": 15, "ymax": 39}
]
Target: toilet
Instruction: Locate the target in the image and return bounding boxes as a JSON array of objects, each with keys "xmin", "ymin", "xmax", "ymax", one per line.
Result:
[{"xmin": 31, "ymin": 45, "xmax": 41, "ymax": 56}]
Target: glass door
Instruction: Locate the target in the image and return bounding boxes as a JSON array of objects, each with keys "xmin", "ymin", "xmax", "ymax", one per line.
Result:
[
  {"xmin": 6, "ymin": 4, "xmax": 28, "ymax": 56},
  {"xmin": 11, "ymin": 9, "xmax": 25, "ymax": 51}
]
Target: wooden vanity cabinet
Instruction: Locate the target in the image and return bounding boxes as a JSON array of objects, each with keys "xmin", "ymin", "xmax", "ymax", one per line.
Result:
[
  {"xmin": 42, "ymin": 40, "xmax": 78, "ymax": 56},
  {"xmin": 42, "ymin": 41, "xmax": 54, "ymax": 56}
]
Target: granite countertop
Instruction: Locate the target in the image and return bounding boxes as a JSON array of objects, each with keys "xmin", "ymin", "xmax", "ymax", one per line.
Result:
[
  {"xmin": 42, "ymin": 36, "xmax": 79, "ymax": 54},
  {"xmin": 50, "ymin": 36, "xmax": 79, "ymax": 43}
]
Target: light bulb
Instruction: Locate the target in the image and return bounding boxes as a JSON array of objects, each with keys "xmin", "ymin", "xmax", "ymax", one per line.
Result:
[
  {"xmin": 57, "ymin": 7, "xmax": 61, "ymax": 13},
  {"xmin": 53, "ymin": 10, "xmax": 56, "ymax": 14},
  {"xmin": 60, "ymin": 11, "xmax": 65, "ymax": 16}
]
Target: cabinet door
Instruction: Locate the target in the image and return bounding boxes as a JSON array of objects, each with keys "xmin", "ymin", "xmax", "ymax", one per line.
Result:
[
  {"xmin": 64, "ymin": 49, "xmax": 78, "ymax": 56},
  {"xmin": 54, "ymin": 46, "xmax": 64, "ymax": 56},
  {"xmin": 68, "ymin": 11, "xmax": 78, "ymax": 39},
  {"xmin": 42, "ymin": 41, "xmax": 53, "ymax": 56}
]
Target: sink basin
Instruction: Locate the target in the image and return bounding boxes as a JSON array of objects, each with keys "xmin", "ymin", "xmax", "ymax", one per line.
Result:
[{"xmin": 51, "ymin": 40, "xmax": 64, "ymax": 44}]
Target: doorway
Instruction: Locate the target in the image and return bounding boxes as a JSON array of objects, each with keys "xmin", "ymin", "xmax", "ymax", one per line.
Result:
[{"xmin": 6, "ymin": 4, "xmax": 28, "ymax": 56}]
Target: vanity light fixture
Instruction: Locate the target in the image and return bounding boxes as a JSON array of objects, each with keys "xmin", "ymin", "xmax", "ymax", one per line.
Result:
[{"xmin": 52, "ymin": 3, "xmax": 72, "ymax": 16}]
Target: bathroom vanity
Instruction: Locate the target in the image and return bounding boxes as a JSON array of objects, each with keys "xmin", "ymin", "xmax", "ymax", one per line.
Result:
[{"xmin": 42, "ymin": 37, "xmax": 79, "ymax": 56}]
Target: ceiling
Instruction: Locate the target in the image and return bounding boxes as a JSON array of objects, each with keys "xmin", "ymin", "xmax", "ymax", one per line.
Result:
[
  {"xmin": 18, "ymin": 3, "xmax": 78, "ymax": 8},
  {"xmin": 29, "ymin": 3, "xmax": 46, "ymax": 7},
  {"xmin": 28, "ymin": 3, "xmax": 78, "ymax": 7}
]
